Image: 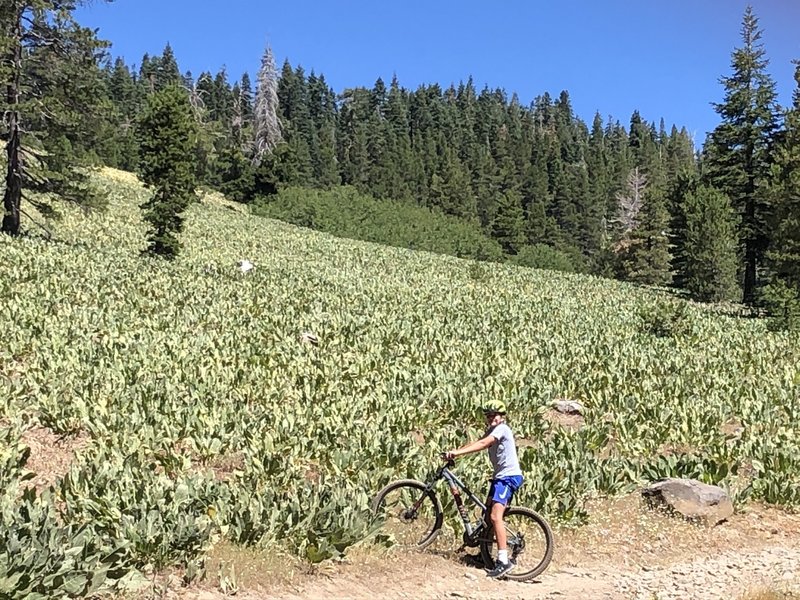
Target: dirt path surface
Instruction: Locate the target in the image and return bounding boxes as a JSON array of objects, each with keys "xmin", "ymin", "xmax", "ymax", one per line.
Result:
[
  {"xmin": 169, "ymin": 496, "xmax": 800, "ymax": 600},
  {"xmin": 182, "ymin": 547, "xmax": 798, "ymax": 600}
]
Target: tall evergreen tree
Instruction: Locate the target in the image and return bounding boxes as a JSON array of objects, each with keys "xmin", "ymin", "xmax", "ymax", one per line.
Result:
[
  {"xmin": 138, "ymin": 52, "xmax": 156, "ymax": 93},
  {"xmin": 763, "ymin": 60, "xmax": 800, "ymax": 323},
  {"xmin": 492, "ymin": 188, "xmax": 525, "ymax": 254},
  {"xmin": 623, "ymin": 181, "xmax": 672, "ymax": 285},
  {"xmin": 679, "ymin": 185, "xmax": 740, "ymax": 302},
  {"xmin": 238, "ymin": 72, "xmax": 254, "ymax": 124},
  {"xmin": 338, "ymin": 87, "xmax": 372, "ymax": 190},
  {"xmin": 620, "ymin": 115, "xmax": 673, "ymax": 285},
  {"xmin": 136, "ymin": 85, "xmax": 197, "ymax": 258},
  {"xmin": 276, "ymin": 63, "xmax": 312, "ymax": 182},
  {"xmin": 108, "ymin": 56, "xmax": 137, "ymax": 115},
  {"xmin": 382, "ymin": 75, "xmax": 413, "ymax": 199},
  {"xmin": 102, "ymin": 56, "xmax": 139, "ymax": 169},
  {"xmin": 211, "ymin": 67, "xmax": 233, "ymax": 124},
  {"xmin": 702, "ymin": 6, "xmax": 780, "ymax": 303},
  {"xmin": 155, "ymin": 42, "xmax": 180, "ymax": 90},
  {"xmin": 2, "ymin": 0, "xmax": 110, "ymax": 235}
]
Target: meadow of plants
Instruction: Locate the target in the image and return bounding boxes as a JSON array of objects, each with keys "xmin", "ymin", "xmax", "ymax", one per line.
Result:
[{"xmin": 1, "ymin": 169, "xmax": 799, "ymax": 597}]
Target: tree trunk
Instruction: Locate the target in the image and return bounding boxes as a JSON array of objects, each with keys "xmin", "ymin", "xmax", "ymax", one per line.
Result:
[
  {"xmin": 742, "ymin": 149, "xmax": 757, "ymax": 305},
  {"xmin": 2, "ymin": 125, "xmax": 22, "ymax": 235},
  {"xmin": 2, "ymin": 7, "xmax": 23, "ymax": 236},
  {"xmin": 743, "ymin": 196, "xmax": 757, "ymax": 305}
]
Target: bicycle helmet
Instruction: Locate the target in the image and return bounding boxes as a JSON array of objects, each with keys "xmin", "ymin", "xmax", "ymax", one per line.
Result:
[{"xmin": 481, "ymin": 400, "xmax": 507, "ymax": 415}]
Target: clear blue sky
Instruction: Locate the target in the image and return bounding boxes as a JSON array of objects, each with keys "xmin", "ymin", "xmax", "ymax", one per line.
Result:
[{"xmin": 77, "ymin": 1, "xmax": 799, "ymax": 143}]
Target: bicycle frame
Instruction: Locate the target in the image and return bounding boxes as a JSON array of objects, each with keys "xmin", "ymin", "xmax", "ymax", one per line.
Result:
[{"xmin": 411, "ymin": 461, "xmax": 489, "ymax": 538}]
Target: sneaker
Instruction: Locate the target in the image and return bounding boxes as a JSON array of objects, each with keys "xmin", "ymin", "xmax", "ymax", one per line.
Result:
[{"xmin": 486, "ymin": 559, "xmax": 515, "ymax": 578}]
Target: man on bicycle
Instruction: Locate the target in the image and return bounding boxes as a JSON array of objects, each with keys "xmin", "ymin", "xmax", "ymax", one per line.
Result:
[{"xmin": 444, "ymin": 399, "xmax": 523, "ymax": 578}]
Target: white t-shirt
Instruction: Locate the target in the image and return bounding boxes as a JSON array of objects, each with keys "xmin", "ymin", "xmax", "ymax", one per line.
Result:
[{"xmin": 485, "ymin": 422, "xmax": 523, "ymax": 478}]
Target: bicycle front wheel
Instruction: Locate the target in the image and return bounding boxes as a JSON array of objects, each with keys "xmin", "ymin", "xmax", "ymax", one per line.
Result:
[
  {"xmin": 371, "ymin": 479, "xmax": 443, "ymax": 549},
  {"xmin": 479, "ymin": 506, "xmax": 554, "ymax": 581}
]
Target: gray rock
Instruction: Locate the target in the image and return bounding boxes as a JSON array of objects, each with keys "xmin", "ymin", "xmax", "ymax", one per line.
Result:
[
  {"xmin": 642, "ymin": 478, "xmax": 734, "ymax": 525},
  {"xmin": 552, "ymin": 399, "xmax": 584, "ymax": 415}
]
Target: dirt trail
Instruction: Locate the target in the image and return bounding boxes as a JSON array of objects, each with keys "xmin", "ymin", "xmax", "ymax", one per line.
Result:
[
  {"xmin": 174, "ymin": 496, "xmax": 800, "ymax": 600},
  {"xmin": 183, "ymin": 546, "xmax": 798, "ymax": 600}
]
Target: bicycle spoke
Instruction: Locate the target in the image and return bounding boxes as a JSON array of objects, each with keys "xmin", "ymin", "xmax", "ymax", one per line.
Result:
[
  {"xmin": 507, "ymin": 512, "xmax": 549, "ymax": 571},
  {"xmin": 374, "ymin": 484, "xmax": 439, "ymax": 548},
  {"xmin": 480, "ymin": 507, "xmax": 553, "ymax": 580}
]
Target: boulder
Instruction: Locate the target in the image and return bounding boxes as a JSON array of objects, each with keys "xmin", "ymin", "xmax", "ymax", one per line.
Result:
[
  {"xmin": 642, "ymin": 478, "xmax": 733, "ymax": 526},
  {"xmin": 552, "ymin": 399, "xmax": 584, "ymax": 415}
]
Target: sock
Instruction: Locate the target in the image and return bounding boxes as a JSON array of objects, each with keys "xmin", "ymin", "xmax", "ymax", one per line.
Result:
[{"xmin": 497, "ymin": 549, "xmax": 509, "ymax": 564}]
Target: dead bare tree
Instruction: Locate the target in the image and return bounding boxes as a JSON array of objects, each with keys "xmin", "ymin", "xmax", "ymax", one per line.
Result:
[
  {"xmin": 184, "ymin": 77, "xmax": 209, "ymax": 124},
  {"xmin": 616, "ymin": 167, "xmax": 648, "ymax": 234},
  {"xmin": 252, "ymin": 43, "xmax": 282, "ymax": 165}
]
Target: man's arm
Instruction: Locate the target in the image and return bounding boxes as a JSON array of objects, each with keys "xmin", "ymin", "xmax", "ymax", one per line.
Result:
[{"xmin": 446, "ymin": 435, "xmax": 496, "ymax": 459}]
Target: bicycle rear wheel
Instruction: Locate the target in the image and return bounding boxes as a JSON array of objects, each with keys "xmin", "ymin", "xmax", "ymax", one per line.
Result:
[
  {"xmin": 479, "ymin": 506, "xmax": 554, "ymax": 581},
  {"xmin": 371, "ymin": 479, "xmax": 443, "ymax": 549}
]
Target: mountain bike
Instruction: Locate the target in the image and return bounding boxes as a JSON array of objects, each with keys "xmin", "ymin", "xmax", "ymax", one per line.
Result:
[{"xmin": 371, "ymin": 458, "xmax": 554, "ymax": 581}]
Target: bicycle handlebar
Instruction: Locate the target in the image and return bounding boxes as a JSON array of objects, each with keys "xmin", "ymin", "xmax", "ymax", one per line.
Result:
[{"xmin": 439, "ymin": 452, "xmax": 456, "ymax": 468}]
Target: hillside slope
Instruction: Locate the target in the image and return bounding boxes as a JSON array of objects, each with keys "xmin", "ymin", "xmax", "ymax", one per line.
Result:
[{"xmin": 1, "ymin": 168, "xmax": 798, "ymax": 598}]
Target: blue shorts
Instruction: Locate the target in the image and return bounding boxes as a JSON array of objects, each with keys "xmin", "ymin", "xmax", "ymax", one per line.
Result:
[{"xmin": 489, "ymin": 475, "xmax": 523, "ymax": 505}]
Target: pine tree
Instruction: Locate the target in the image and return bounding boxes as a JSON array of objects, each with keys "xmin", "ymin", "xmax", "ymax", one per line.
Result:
[
  {"xmin": 314, "ymin": 121, "xmax": 340, "ymax": 188},
  {"xmin": 138, "ymin": 52, "xmax": 156, "ymax": 93},
  {"xmin": 238, "ymin": 72, "xmax": 254, "ymax": 124},
  {"xmin": 276, "ymin": 64, "xmax": 312, "ymax": 182},
  {"xmin": 769, "ymin": 61, "xmax": 800, "ymax": 288},
  {"xmin": 473, "ymin": 143, "xmax": 498, "ymax": 229},
  {"xmin": 216, "ymin": 145, "xmax": 254, "ymax": 203},
  {"xmin": 136, "ymin": 85, "xmax": 197, "ymax": 258},
  {"xmin": 383, "ymin": 75, "xmax": 413, "ymax": 200},
  {"xmin": 338, "ymin": 87, "xmax": 372, "ymax": 190},
  {"xmin": 763, "ymin": 60, "xmax": 800, "ymax": 326},
  {"xmin": 520, "ymin": 130, "xmax": 554, "ymax": 245},
  {"xmin": 2, "ymin": 0, "xmax": 110, "ymax": 235},
  {"xmin": 624, "ymin": 182, "xmax": 673, "ymax": 286},
  {"xmin": 586, "ymin": 112, "xmax": 610, "ymax": 242},
  {"xmin": 621, "ymin": 118, "xmax": 673, "ymax": 285},
  {"xmin": 104, "ymin": 56, "xmax": 139, "ymax": 170},
  {"xmin": 491, "ymin": 188, "xmax": 525, "ymax": 254},
  {"xmin": 253, "ymin": 44, "xmax": 282, "ymax": 164},
  {"xmin": 702, "ymin": 6, "xmax": 780, "ymax": 303},
  {"xmin": 429, "ymin": 149, "xmax": 476, "ymax": 218},
  {"xmin": 666, "ymin": 126, "xmax": 700, "ymax": 288},
  {"xmin": 155, "ymin": 43, "xmax": 181, "ymax": 90},
  {"xmin": 679, "ymin": 185, "xmax": 740, "ymax": 301},
  {"xmin": 108, "ymin": 57, "xmax": 137, "ymax": 116},
  {"xmin": 212, "ymin": 67, "xmax": 233, "ymax": 124}
]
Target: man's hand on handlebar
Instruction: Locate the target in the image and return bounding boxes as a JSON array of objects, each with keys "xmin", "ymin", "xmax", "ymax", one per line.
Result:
[{"xmin": 441, "ymin": 451, "xmax": 456, "ymax": 462}]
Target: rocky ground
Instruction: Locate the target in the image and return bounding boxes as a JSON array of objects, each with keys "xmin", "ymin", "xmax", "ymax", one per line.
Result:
[{"xmin": 155, "ymin": 494, "xmax": 800, "ymax": 600}]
